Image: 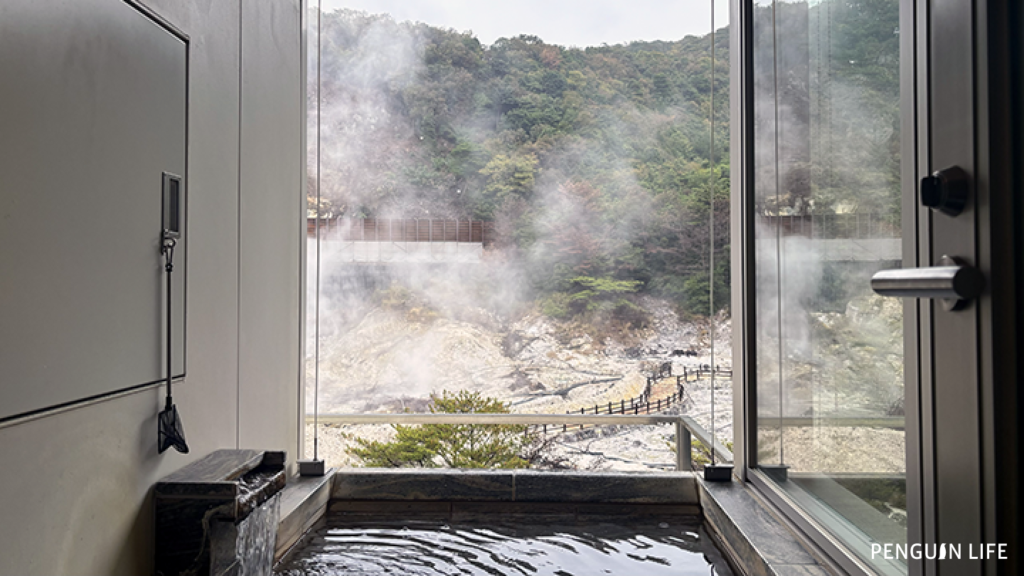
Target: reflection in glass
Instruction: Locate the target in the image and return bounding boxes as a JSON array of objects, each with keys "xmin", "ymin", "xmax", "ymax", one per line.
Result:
[
  {"xmin": 752, "ymin": 0, "xmax": 905, "ymax": 572},
  {"xmin": 753, "ymin": 0, "xmax": 782, "ymax": 469}
]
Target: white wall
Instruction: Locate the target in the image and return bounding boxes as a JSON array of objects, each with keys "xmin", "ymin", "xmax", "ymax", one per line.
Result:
[{"xmin": 0, "ymin": 1, "xmax": 303, "ymax": 574}]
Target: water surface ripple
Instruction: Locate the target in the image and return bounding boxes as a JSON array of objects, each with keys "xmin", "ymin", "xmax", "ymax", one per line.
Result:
[{"xmin": 275, "ymin": 519, "xmax": 733, "ymax": 575}]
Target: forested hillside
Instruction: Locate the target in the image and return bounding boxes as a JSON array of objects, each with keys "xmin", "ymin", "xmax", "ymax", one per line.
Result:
[
  {"xmin": 307, "ymin": 3, "xmax": 899, "ymax": 318},
  {"xmin": 309, "ymin": 9, "xmax": 728, "ymax": 317}
]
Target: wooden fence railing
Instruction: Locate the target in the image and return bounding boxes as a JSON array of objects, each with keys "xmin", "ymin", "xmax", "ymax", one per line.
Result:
[{"xmin": 554, "ymin": 365, "xmax": 733, "ymax": 432}]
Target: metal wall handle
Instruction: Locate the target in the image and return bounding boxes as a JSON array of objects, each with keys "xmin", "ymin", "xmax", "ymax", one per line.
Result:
[{"xmin": 871, "ymin": 255, "xmax": 983, "ymax": 311}]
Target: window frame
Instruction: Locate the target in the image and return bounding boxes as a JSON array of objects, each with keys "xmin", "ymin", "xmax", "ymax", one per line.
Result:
[{"xmin": 728, "ymin": 0, "xmax": 924, "ymax": 574}]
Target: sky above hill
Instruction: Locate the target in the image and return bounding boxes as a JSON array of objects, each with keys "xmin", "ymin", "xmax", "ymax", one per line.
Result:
[{"xmin": 317, "ymin": 0, "xmax": 729, "ymax": 48}]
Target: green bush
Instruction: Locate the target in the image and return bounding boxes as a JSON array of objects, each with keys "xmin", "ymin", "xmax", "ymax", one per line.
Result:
[
  {"xmin": 349, "ymin": 390, "xmax": 552, "ymax": 469},
  {"xmin": 540, "ymin": 292, "xmax": 573, "ymax": 319},
  {"xmin": 690, "ymin": 439, "xmax": 734, "ymax": 468},
  {"xmin": 540, "ymin": 276, "xmax": 643, "ymax": 319},
  {"xmin": 610, "ymin": 299, "xmax": 650, "ymax": 329}
]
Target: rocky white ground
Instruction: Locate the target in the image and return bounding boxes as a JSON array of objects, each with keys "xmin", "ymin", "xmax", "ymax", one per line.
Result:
[
  {"xmin": 304, "ymin": 287, "xmax": 904, "ymax": 476},
  {"xmin": 304, "ymin": 291, "xmax": 735, "ymax": 470},
  {"xmin": 307, "ymin": 294, "xmax": 732, "ymax": 416}
]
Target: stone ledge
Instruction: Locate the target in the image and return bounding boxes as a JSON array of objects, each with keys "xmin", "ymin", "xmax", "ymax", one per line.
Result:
[
  {"xmin": 274, "ymin": 469, "xmax": 335, "ymax": 563},
  {"xmin": 326, "ymin": 500, "xmax": 702, "ymax": 523},
  {"xmin": 515, "ymin": 469, "xmax": 699, "ymax": 503},
  {"xmin": 330, "ymin": 469, "xmax": 699, "ymax": 504},
  {"xmin": 157, "ymin": 449, "xmax": 266, "ymax": 485},
  {"xmin": 332, "ymin": 468, "xmax": 514, "ymax": 501}
]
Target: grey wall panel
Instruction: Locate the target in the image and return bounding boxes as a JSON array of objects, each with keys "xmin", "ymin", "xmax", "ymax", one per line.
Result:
[
  {"xmin": 140, "ymin": 0, "xmax": 244, "ymax": 457},
  {"xmin": 0, "ymin": 0, "xmax": 302, "ymax": 573},
  {"xmin": 0, "ymin": 386, "xmax": 167, "ymax": 576},
  {"xmin": 0, "ymin": 0, "xmax": 186, "ymax": 419},
  {"xmin": 238, "ymin": 0, "xmax": 302, "ymax": 452}
]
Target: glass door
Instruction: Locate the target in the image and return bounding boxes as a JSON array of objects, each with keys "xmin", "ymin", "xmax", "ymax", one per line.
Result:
[
  {"xmin": 740, "ymin": 0, "xmax": 1017, "ymax": 574},
  {"xmin": 743, "ymin": 0, "xmax": 911, "ymax": 573}
]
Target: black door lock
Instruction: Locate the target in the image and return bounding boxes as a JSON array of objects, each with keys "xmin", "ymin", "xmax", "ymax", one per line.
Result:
[{"xmin": 920, "ymin": 166, "xmax": 969, "ymax": 216}]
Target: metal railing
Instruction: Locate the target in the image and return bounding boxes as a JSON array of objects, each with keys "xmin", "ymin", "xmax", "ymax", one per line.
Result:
[
  {"xmin": 307, "ymin": 413, "xmax": 733, "ymax": 471},
  {"xmin": 758, "ymin": 416, "xmax": 905, "ymax": 429},
  {"xmin": 756, "ymin": 213, "xmax": 900, "ymax": 239},
  {"xmin": 307, "ymin": 217, "xmax": 495, "ymax": 246}
]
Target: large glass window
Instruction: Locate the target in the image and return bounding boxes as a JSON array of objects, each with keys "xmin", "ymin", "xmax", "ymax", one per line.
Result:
[
  {"xmin": 305, "ymin": 1, "xmax": 732, "ymax": 472},
  {"xmin": 751, "ymin": 0, "xmax": 905, "ymax": 572}
]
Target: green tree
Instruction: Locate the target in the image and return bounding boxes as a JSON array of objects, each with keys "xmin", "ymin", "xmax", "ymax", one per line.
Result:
[
  {"xmin": 477, "ymin": 153, "xmax": 539, "ymax": 217},
  {"xmin": 349, "ymin": 390, "xmax": 541, "ymax": 468}
]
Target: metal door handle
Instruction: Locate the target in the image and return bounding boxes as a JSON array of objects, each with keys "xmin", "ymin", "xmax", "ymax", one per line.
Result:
[{"xmin": 871, "ymin": 255, "xmax": 983, "ymax": 311}]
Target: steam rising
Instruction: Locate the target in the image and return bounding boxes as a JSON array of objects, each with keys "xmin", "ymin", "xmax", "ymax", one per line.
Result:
[{"xmin": 305, "ymin": 8, "xmax": 733, "ymax": 430}]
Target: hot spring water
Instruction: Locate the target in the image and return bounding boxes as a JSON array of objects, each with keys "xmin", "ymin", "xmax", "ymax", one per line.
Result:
[{"xmin": 275, "ymin": 518, "xmax": 733, "ymax": 576}]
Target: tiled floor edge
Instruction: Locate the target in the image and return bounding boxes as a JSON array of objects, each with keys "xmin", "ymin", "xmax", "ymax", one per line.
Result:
[
  {"xmin": 698, "ymin": 479, "xmax": 836, "ymax": 576},
  {"xmin": 739, "ymin": 484, "xmax": 848, "ymax": 576},
  {"xmin": 699, "ymin": 479, "xmax": 776, "ymax": 576}
]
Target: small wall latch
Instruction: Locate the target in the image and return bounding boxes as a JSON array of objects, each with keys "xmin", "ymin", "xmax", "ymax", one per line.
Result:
[{"xmin": 920, "ymin": 166, "xmax": 969, "ymax": 216}]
